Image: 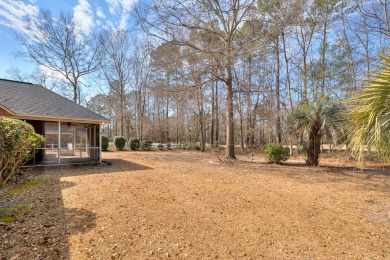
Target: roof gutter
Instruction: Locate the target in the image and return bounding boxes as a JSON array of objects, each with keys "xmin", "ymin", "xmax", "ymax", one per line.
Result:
[{"xmin": 8, "ymin": 113, "xmax": 109, "ymax": 125}]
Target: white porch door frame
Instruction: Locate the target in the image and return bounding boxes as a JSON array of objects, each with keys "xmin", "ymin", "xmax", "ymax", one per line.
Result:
[
  {"xmin": 99, "ymin": 124, "xmax": 102, "ymax": 163},
  {"xmin": 58, "ymin": 121, "xmax": 61, "ymax": 165}
]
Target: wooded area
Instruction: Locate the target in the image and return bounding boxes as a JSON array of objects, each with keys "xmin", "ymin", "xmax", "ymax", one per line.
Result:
[{"xmin": 9, "ymin": 0, "xmax": 390, "ymax": 159}]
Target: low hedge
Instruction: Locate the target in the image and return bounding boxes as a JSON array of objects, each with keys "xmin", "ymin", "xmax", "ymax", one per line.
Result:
[
  {"xmin": 262, "ymin": 143, "xmax": 290, "ymax": 164},
  {"xmin": 129, "ymin": 138, "xmax": 140, "ymax": 151},
  {"xmin": 114, "ymin": 136, "xmax": 126, "ymax": 151},
  {"xmin": 140, "ymin": 140, "xmax": 152, "ymax": 151},
  {"xmin": 101, "ymin": 135, "xmax": 109, "ymax": 151}
]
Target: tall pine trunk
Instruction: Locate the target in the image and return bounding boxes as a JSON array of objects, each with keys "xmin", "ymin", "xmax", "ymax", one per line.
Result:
[
  {"xmin": 246, "ymin": 57, "xmax": 253, "ymax": 150},
  {"xmin": 210, "ymin": 79, "xmax": 215, "ymax": 147},
  {"xmin": 166, "ymin": 73, "xmax": 170, "ymax": 143},
  {"xmin": 225, "ymin": 60, "xmax": 236, "ymax": 159},
  {"xmin": 275, "ymin": 36, "xmax": 282, "ymax": 143}
]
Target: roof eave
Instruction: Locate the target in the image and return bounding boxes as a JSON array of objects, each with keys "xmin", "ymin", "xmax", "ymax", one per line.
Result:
[
  {"xmin": 9, "ymin": 113, "xmax": 109, "ymax": 125},
  {"xmin": 0, "ymin": 104, "xmax": 15, "ymax": 115}
]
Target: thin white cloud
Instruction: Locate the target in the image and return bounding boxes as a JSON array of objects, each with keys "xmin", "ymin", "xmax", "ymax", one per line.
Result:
[
  {"xmin": 96, "ymin": 6, "xmax": 106, "ymax": 19},
  {"xmin": 73, "ymin": 0, "xmax": 94, "ymax": 35},
  {"xmin": 0, "ymin": 0, "xmax": 39, "ymax": 36},
  {"xmin": 39, "ymin": 65, "xmax": 66, "ymax": 81},
  {"xmin": 103, "ymin": 20, "xmax": 114, "ymax": 30},
  {"xmin": 105, "ymin": 0, "xmax": 137, "ymax": 29},
  {"xmin": 106, "ymin": 0, "xmax": 120, "ymax": 15}
]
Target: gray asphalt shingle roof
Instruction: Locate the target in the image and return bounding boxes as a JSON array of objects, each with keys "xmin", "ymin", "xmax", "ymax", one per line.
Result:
[{"xmin": 0, "ymin": 79, "xmax": 108, "ymax": 123}]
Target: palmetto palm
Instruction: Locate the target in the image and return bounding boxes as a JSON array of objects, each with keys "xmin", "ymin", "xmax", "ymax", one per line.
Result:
[
  {"xmin": 286, "ymin": 100, "xmax": 341, "ymax": 166},
  {"xmin": 347, "ymin": 56, "xmax": 390, "ymax": 164}
]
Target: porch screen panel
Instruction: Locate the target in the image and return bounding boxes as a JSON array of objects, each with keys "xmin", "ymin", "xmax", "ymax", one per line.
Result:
[
  {"xmin": 44, "ymin": 122, "xmax": 59, "ymax": 165},
  {"xmin": 86, "ymin": 125, "xmax": 99, "ymax": 162},
  {"xmin": 60, "ymin": 123, "xmax": 75, "ymax": 157}
]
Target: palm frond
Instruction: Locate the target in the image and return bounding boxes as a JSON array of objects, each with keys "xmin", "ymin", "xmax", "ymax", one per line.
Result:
[{"xmin": 347, "ymin": 57, "xmax": 390, "ymax": 164}]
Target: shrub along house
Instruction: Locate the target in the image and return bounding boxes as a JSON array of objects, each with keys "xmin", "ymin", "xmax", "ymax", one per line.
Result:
[{"xmin": 0, "ymin": 78, "xmax": 109, "ymax": 166}]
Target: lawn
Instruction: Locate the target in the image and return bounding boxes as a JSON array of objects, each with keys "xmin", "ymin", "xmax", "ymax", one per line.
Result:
[{"xmin": 1, "ymin": 150, "xmax": 390, "ymax": 259}]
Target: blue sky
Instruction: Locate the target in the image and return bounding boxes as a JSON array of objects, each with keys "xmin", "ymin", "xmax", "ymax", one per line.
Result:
[{"xmin": 0, "ymin": 0, "xmax": 139, "ymax": 79}]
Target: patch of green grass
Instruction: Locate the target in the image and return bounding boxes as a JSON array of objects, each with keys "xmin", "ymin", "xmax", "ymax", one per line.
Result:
[
  {"xmin": 6, "ymin": 175, "xmax": 48, "ymax": 197},
  {"xmin": 0, "ymin": 200, "xmax": 30, "ymax": 223}
]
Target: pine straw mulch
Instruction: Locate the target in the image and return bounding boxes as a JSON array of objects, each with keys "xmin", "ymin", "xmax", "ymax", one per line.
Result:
[{"xmin": 1, "ymin": 150, "xmax": 390, "ymax": 259}]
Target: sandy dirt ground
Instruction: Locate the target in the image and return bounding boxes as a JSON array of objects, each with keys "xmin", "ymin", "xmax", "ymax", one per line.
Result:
[{"xmin": 1, "ymin": 150, "xmax": 390, "ymax": 259}]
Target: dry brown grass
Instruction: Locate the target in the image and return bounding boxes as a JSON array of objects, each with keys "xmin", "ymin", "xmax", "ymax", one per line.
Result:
[{"xmin": 1, "ymin": 150, "xmax": 390, "ymax": 259}]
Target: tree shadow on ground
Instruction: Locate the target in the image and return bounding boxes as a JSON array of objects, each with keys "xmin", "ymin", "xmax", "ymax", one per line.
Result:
[
  {"xmin": 36, "ymin": 159, "xmax": 153, "ymax": 177},
  {"xmin": 0, "ymin": 173, "xmax": 83, "ymax": 259},
  {"xmin": 272, "ymin": 162, "xmax": 390, "ymax": 194},
  {"xmin": 213, "ymin": 159, "xmax": 390, "ymax": 194},
  {"xmin": 0, "ymin": 159, "xmax": 151, "ymax": 259},
  {"xmin": 65, "ymin": 207, "xmax": 96, "ymax": 234}
]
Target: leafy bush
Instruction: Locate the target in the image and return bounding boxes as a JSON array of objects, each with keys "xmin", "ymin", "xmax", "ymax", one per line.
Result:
[
  {"xmin": 101, "ymin": 135, "xmax": 109, "ymax": 151},
  {"xmin": 183, "ymin": 143, "xmax": 200, "ymax": 150},
  {"xmin": 140, "ymin": 140, "xmax": 152, "ymax": 151},
  {"xmin": 114, "ymin": 136, "xmax": 126, "ymax": 151},
  {"xmin": 0, "ymin": 117, "xmax": 45, "ymax": 186},
  {"xmin": 167, "ymin": 143, "xmax": 171, "ymax": 150},
  {"xmin": 262, "ymin": 143, "xmax": 290, "ymax": 164},
  {"xmin": 129, "ymin": 138, "xmax": 140, "ymax": 151},
  {"xmin": 157, "ymin": 143, "xmax": 164, "ymax": 150}
]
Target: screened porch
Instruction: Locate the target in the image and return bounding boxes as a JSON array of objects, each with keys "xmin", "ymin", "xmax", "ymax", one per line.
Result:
[{"xmin": 26, "ymin": 120, "xmax": 102, "ymax": 166}]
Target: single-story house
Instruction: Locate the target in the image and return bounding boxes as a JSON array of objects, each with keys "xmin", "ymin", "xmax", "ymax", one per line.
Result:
[{"xmin": 0, "ymin": 78, "xmax": 109, "ymax": 166}]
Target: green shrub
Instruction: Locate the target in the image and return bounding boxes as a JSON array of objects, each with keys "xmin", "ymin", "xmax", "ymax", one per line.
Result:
[
  {"xmin": 114, "ymin": 136, "xmax": 126, "ymax": 151},
  {"xmin": 157, "ymin": 143, "xmax": 164, "ymax": 150},
  {"xmin": 140, "ymin": 140, "xmax": 152, "ymax": 151},
  {"xmin": 167, "ymin": 143, "xmax": 171, "ymax": 150},
  {"xmin": 183, "ymin": 143, "xmax": 199, "ymax": 150},
  {"xmin": 129, "ymin": 138, "xmax": 140, "ymax": 151},
  {"xmin": 101, "ymin": 135, "xmax": 109, "ymax": 151},
  {"xmin": 0, "ymin": 117, "xmax": 45, "ymax": 186},
  {"xmin": 262, "ymin": 143, "xmax": 290, "ymax": 164}
]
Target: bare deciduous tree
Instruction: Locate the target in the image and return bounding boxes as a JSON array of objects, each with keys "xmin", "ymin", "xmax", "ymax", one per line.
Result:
[
  {"xmin": 131, "ymin": 40, "xmax": 152, "ymax": 141},
  {"xmin": 137, "ymin": 0, "xmax": 257, "ymax": 159},
  {"xmin": 100, "ymin": 29, "xmax": 133, "ymax": 137},
  {"xmin": 15, "ymin": 10, "xmax": 103, "ymax": 103}
]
